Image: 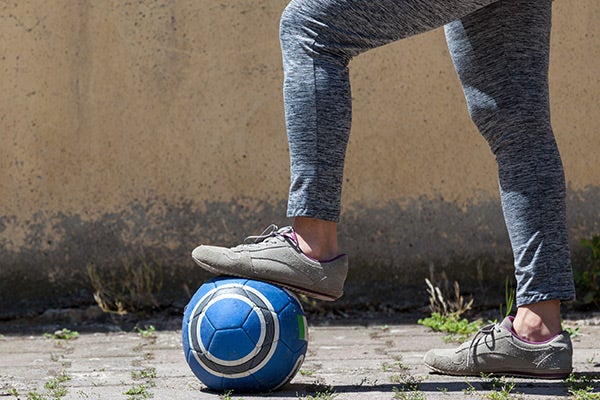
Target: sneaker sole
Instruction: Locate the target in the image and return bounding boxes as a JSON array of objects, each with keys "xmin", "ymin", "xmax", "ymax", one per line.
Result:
[
  {"xmin": 192, "ymin": 257, "xmax": 342, "ymax": 302},
  {"xmin": 425, "ymin": 363, "xmax": 571, "ymax": 379}
]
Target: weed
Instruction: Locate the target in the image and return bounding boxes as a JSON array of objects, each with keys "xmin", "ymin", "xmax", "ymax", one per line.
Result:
[
  {"xmin": 300, "ymin": 385, "xmax": 338, "ymax": 400},
  {"xmin": 564, "ymin": 373, "xmax": 600, "ymax": 399},
  {"xmin": 44, "ymin": 370, "xmax": 71, "ymax": 397},
  {"xmin": 219, "ymin": 389, "xmax": 234, "ymax": 400},
  {"xmin": 401, "ymin": 374, "xmax": 424, "ymax": 391},
  {"xmin": 389, "ymin": 373, "xmax": 425, "ymax": 391},
  {"xmin": 564, "ymin": 325, "xmax": 581, "ymax": 338},
  {"xmin": 569, "ymin": 389, "xmax": 600, "ymax": 400},
  {"xmin": 87, "ymin": 250, "xmax": 164, "ymax": 315},
  {"xmin": 132, "ymin": 367, "xmax": 157, "ymax": 381},
  {"xmin": 463, "ymin": 380, "xmax": 477, "ymax": 395},
  {"xmin": 124, "ymin": 384, "xmax": 152, "ymax": 399},
  {"xmin": 484, "ymin": 387, "xmax": 522, "ymax": 400},
  {"xmin": 93, "ymin": 293, "xmax": 127, "ymax": 315},
  {"xmin": 383, "ymin": 360, "xmax": 411, "ymax": 376},
  {"xmin": 135, "ymin": 325, "xmax": 156, "ymax": 338},
  {"xmin": 587, "ymin": 355, "xmax": 596, "ymax": 364},
  {"xmin": 460, "ymin": 375, "xmax": 525, "ymax": 400},
  {"xmin": 574, "ymin": 235, "xmax": 600, "ymax": 308},
  {"xmin": 7, "ymin": 387, "xmax": 19, "ymax": 397},
  {"xmin": 127, "ymin": 330, "xmax": 157, "ymax": 399},
  {"xmin": 44, "ymin": 328, "xmax": 79, "ymax": 341},
  {"xmin": 395, "ymin": 360, "xmax": 410, "ymax": 371},
  {"xmin": 392, "ymin": 386, "xmax": 427, "ymax": 400},
  {"xmin": 50, "ymin": 371, "xmax": 71, "ymax": 384},
  {"xmin": 304, "ymin": 388, "xmax": 338, "ymax": 400},
  {"xmin": 24, "ymin": 370, "xmax": 71, "ymax": 400},
  {"xmin": 421, "ymin": 278, "xmax": 481, "ymax": 341},
  {"xmin": 44, "ymin": 382, "xmax": 67, "ymax": 397},
  {"xmin": 26, "ymin": 390, "xmax": 46, "ymax": 400},
  {"xmin": 418, "ymin": 312, "xmax": 481, "ymax": 342},
  {"xmin": 479, "ymin": 372, "xmax": 504, "ymax": 390},
  {"xmin": 499, "ymin": 278, "xmax": 516, "ymax": 319},
  {"xmin": 474, "ymin": 374, "xmax": 525, "ymax": 400},
  {"xmin": 425, "ymin": 278, "xmax": 473, "ymax": 317},
  {"xmin": 300, "ymin": 369, "xmax": 316, "ymax": 376},
  {"xmin": 354, "ymin": 376, "xmax": 378, "ymax": 387},
  {"xmin": 219, "ymin": 390, "xmax": 244, "ymax": 400}
]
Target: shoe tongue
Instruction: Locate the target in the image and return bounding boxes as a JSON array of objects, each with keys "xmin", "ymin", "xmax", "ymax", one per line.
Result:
[
  {"xmin": 499, "ymin": 316, "xmax": 514, "ymax": 331},
  {"xmin": 281, "ymin": 227, "xmax": 299, "ymax": 246}
]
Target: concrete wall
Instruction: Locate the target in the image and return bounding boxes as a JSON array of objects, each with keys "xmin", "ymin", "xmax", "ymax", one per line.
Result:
[{"xmin": 1, "ymin": 1, "xmax": 598, "ymax": 317}]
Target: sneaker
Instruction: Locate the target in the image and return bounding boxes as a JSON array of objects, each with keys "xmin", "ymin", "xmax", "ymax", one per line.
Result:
[
  {"xmin": 191, "ymin": 225, "xmax": 348, "ymax": 301},
  {"xmin": 423, "ymin": 316, "xmax": 572, "ymax": 378}
]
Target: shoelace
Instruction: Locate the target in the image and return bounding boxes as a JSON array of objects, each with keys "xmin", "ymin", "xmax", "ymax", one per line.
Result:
[
  {"xmin": 243, "ymin": 224, "xmax": 293, "ymax": 244},
  {"xmin": 466, "ymin": 322, "xmax": 497, "ymax": 367}
]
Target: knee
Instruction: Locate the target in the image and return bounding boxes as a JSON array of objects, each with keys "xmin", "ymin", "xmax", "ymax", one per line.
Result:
[
  {"xmin": 463, "ymin": 87, "xmax": 524, "ymax": 154},
  {"xmin": 464, "ymin": 88, "xmax": 552, "ymax": 155},
  {"xmin": 279, "ymin": 1, "xmax": 353, "ymax": 65},
  {"xmin": 279, "ymin": 1, "xmax": 307, "ymax": 49},
  {"xmin": 463, "ymin": 87, "xmax": 499, "ymax": 135}
]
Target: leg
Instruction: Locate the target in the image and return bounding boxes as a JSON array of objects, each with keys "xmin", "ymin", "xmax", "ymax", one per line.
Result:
[
  {"xmin": 293, "ymin": 217, "xmax": 339, "ymax": 260},
  {"xmin": 513, "ymin": 299, "xmax": 561, "ymax": 341},
  {"xmin": 280, "ymin": 0, "xmax": 496, "ymax": 258},
  {"xmin": 423, "ymin": 0, "xmax": 574, "ymax": 378},
  {"xmin": 444, "ymin": 0, "xmax": 575, "ymax": 340}
]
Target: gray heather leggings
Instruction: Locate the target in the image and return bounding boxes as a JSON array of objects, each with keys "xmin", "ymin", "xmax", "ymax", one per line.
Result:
[{"xmin": 279, "ymin": 0, "xmax": 575, "ymax": 306}]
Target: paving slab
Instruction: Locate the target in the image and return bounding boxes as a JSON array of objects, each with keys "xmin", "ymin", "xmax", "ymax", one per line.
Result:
[{"xmin": 1, "ymin": 318, "xmax": 599, "ymax": 399}]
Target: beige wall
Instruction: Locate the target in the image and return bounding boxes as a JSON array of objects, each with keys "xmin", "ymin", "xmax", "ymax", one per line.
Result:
[{"xmin": 1, "ymin": 1, "xmax": 598, "ymax": 315}]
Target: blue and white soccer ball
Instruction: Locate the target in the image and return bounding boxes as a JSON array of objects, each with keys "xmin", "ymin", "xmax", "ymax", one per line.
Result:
[{"xmin": 182, "ymin": 277, "xmax": 308, "ymax": 393}]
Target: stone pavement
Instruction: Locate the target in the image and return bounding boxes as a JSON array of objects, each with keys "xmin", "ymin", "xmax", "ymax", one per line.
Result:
[{"xmin": 1, "ymin": 316, "xmax": 599, "ymax": 400}]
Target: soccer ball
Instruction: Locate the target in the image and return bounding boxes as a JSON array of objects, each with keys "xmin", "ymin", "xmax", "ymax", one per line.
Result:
[{"xmin": 182, "ymin": 277, "xmax": 308, "ymax": 392}]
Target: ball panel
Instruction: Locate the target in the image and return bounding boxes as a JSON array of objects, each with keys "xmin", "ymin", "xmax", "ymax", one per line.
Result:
[
  {"xmin": 197, "ymin": 316, "xmax": 216, "ymax": 352},
  {"xmin": 250, "ymin": 338, "xmax": 305, "ymax": 390},
  {"xmin": 204, "ymin": 297, "xmax": 253, "ymax": 330},
  {"xmin": 244, "ymin": 280, "xmax": 292, "ymax": 313},
  {"xmin": 220, "ymin": 373, "xmax": 262, "ymax": 392},
  {"xmin": 186, "ymin": 347, "xmax": 222, "ymax": 390},
  {"xmin": 278, "ymin": 303, "xmax": 309, "ymax": 353},
  {"xmin": 241, "ymin": 307, "xmax": 264, "ymax": 346},
  {"xmin": 208, "ymin": 328, "xmax": 258, "ymax": 363},
  {"xmin": 182, "ymin": 280, "xmax": 217, "ymax": 325},
  {"xmin": 273, "ymin": 354, "xmax": 305, "ymax": 391},
  {"xmin": 213, "ymin": 276, "xmax": 249, "ymax": 288}
]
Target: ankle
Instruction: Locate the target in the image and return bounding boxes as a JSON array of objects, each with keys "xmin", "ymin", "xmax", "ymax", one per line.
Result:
[
  {"xmin": 293, "ymin": 217, "xmax": 339, "ymax": 260},
  {"xmin": 513, "ymin": 300, "xmax": 562, "ymax": 342}
]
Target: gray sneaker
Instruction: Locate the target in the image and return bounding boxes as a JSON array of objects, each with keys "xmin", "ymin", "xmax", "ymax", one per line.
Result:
[
  {"xmin": 191, "ymin": 225, "xmax": 348, "ymax": 301},
  {"xmin": 424, "ymin": 317, "xmax": 572, "ymax": 378}
]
